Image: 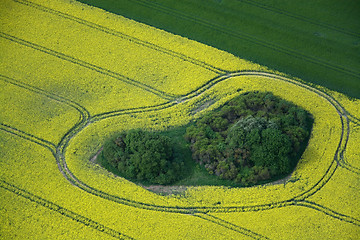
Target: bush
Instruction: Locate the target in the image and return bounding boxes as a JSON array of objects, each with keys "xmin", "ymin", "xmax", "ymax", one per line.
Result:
[
  {"xmin": 185, "ymin": 91, "xmax": 312, "ymax": 185},
  {"xmin": 101, "ymin": 129, "xmax": 183, "ymax": 184}
]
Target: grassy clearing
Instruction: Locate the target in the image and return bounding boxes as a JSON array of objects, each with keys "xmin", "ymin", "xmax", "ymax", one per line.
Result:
[
  {"xmin": 97, "ymin": 124, "xmax": 241, "ymax": 188},
  {"xmin": 78, "ymin": 0, "xmax": 360, "ymax": 98},
  {"xmin": 159, "ymin": 125, "xmax": 241, "ymax": 187}
]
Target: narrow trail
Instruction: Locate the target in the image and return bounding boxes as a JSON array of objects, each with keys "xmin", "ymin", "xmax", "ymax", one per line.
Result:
[
  {"xmin": 2, "ymin": 69, "xmax": 358, "ymax": 216},
  {"xmin": 13, "ymin": 0, "xmax": 227, "ymax": 75},
  {"xmin": 0, "ymin": 32, "xmax": 176, "ymax": 101},
  {"xmin": 55, "ymin": 71, "xmax": 359, "ymax": 224},
  {"xmin": 2, "ymin": 69, "xmax": 359, "ymax": 240},
  {"xmin": 3, "ymin": 70, "xmax": 359, "ymax": 239},
  {"xmin": 0, "ymin": 180, "xmax": 134, "ymax": 240},
  {"xmin": 0, "ymin": 123, "xmax": 56, "ymax": 155},
  {"xmin": 2, "ymin": 70, "xmax": 359, "ymax": 239}
]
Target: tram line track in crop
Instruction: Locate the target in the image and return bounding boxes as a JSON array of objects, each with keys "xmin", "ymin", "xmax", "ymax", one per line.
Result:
[
  {"xmin": 0, "ymin": 74, "xmax": 90, "ymax": 124},
  {"xmin": 0, "ymin": 180, "xmax": 135, "ymax": 240},
  {"xmin": 12, "ymin": 0, "xmax": 226, "ymax": 75},
  {"xmin": 0, "ymin": 74, "xmax": 268, "ymax": 238},
  {"xmin": 8, "ymin": 0, "xmax": 360, "ymax": 99},
  {"xmin": 1, "ymin": 13, "xmax": 359, "ymax": 222},
  {"xmin": 123, "ymin": 0, "xmax": 360, "ymax": 79},
  {"xmin": 2, "ymin": 68, "xmax": 358, "ymax": 229},
  {"xmin": 1, "ymin": 71, "xmax": 358, "ymax": 240},
  {"xmin": 1, "ymin": 120, "xmax": 265, "ymax": 238},
  {"xmin": 0, "ymin": 32, "xmax": 176, "ymax": 101},
  {"xmin": 195, "ymin": 213, "xmax": 271, "ymax": 240},
  {"xmin": 0, "ymin": 123, "xmax": 56, "ymax": 155},
  {"xmin": 2, "ymin": 73, "xmax": 357, "ymax": 238},
  {"xmin": 237, "ymin": 0, "xmax": 360, "ymax": 38},
  {"xmin": 14, "ymin": 0, "xmax": 360, "ymax": 81},
  {"xmin": 2, "ymin": 1, "xmax": 359, "ymax": 235},
  {"xmin": 55, "ymin": 71, "xmax": 360, "ymax": 224},
  {"xmin": 296, "ymin": 200, "xmax": 360, "ymax": 226}
]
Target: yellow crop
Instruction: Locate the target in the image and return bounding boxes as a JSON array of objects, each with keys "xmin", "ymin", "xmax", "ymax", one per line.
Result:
[{"xmin": 1, "ymin": 0, "xmax": 359, "ymax": 239}]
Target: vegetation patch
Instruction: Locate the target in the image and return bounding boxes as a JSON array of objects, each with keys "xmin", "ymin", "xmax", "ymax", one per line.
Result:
[
  {"xmin": 100, "ymin": 91, "xmax": 313, "ymax": 187},
  {"xmin": 185, "ymin": 91, "xmax": 313, "ymax": 185},
  {"xmin": 100, "ymin": 129, "xmax": 184, "ymax": 184}
]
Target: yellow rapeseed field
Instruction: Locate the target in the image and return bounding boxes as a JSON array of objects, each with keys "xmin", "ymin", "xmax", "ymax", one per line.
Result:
[{"xmin": 0, "ymin": 0, "xmax": 359, "ymax": 239}]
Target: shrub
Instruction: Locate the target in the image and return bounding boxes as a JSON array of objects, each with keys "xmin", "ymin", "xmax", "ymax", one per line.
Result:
[
  {"xmin": 185, "ymin": 91, "xmax": 312, "ymax": 185},
  {"xmin": 101, "ymin": 129, "xmax": 184, "ymax": 184}
]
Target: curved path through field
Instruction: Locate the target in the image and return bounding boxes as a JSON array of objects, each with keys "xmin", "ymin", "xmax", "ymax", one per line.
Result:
[
  {"xmin": 2, "ymin": 68, "xmax": 359, "ymax": 239},
  {"xmin": 56, "ymin": 70, "xmax": 359, "ymax": 226},
  {"xmin": 2, "ymin": 1, "xmax": 359, "ymax": 238},
  {"xmin": 2, "ymin": 66, "xmax": 359, "ymax": 239}
]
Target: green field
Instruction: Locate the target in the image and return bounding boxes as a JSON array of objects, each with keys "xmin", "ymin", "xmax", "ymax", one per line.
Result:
[{"xmin": 78, "ymin": 0, "xmax": 360, "ymax": 98}]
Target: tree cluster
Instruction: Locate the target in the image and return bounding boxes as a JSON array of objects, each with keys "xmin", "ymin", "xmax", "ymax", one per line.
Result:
[
  {"xmin": 185, "ymin": 91, "xmax": 312, "ymax": 185},
  {"xmin": 102, "ymin": 129, "xmax": 184, "ymax": 184}
]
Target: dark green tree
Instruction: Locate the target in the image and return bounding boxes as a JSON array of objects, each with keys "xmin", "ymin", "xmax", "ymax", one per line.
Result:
[
  {"xmin": 102, "ymin": 129, "xmax": 183, "ymax": 184},
  {"xmin": 185, "ymin": 91, "xmax": 312, "ymax": 185}
]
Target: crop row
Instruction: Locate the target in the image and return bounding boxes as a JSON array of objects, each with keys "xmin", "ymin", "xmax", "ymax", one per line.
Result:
[
  {"xmin": 6, "ymin": 0, "xmax": 264, "ymax": 97},
  {"xmin": 1, "ymin": 130, "xmax": 255, "ymax": 239},
  {"xmin": 64, "ymin": 72, "xmax": 352, "ymax": 213},
  {"xmin": 238, "ymin": 0, "xmax": 359, "ymax": 38},
  {"xmin": 5, "ymin": 59, "xmax": 357, "ymax": 238},
  {"xmin": 1, "ymin": 0, "xmax": 359, "ymax": 239},
  {"xmin": 0, "ymin": 37, "xmax": 167, "ymax": 116},
  {"xmin": 14, "ymin": 0, "xmax": 226, "ymax": 74},
  {"xmin": 0, "ymin": 180, "xmax": 133, "ymax": 239},
  {"xmin": 0, "ymin": 32, "xmax": 174, "ymax": 101},
  {"xmin": 125, "ymin": 0, "xmax": 360, "ymax": 78}
]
